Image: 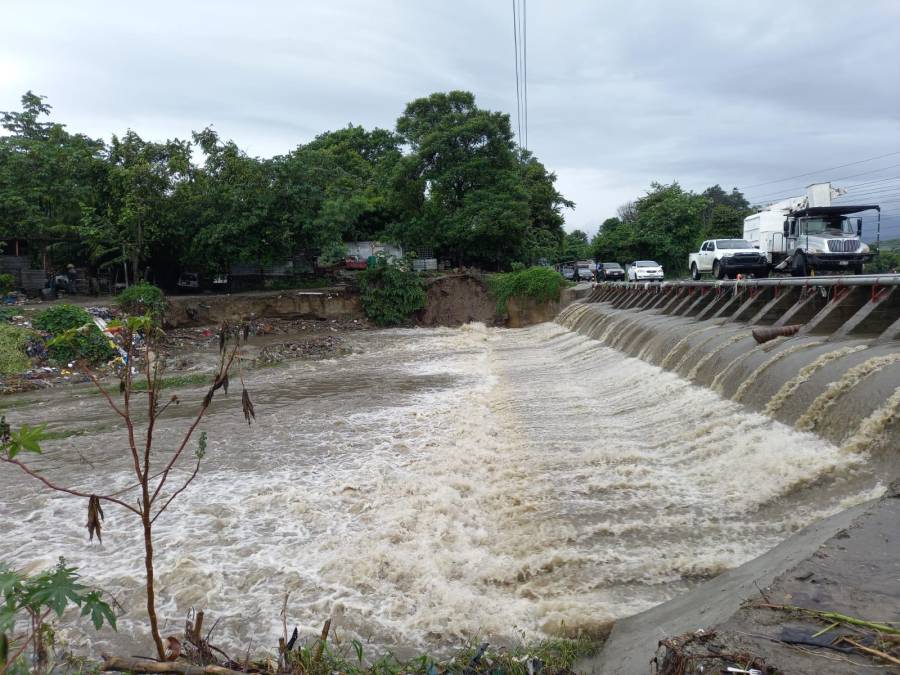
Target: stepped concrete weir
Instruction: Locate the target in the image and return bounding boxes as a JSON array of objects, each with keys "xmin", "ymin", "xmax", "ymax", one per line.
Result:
[{"xmin": 560, "ymin": 275, "xmax": 900, "ymax": 454}]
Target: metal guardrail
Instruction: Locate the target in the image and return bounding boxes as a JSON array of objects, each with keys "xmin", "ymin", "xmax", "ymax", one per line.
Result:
[{"xmin": 597, "ymin": 274, "xmax": 900, "ymax": 289}]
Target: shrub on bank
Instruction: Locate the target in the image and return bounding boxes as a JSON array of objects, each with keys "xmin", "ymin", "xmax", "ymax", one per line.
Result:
[
  {"xmin": 488, "ymin": 266, "xmax": 568, "ymax": 314},
  {"xmin": 117, "ymin": 282, "xmax": 167, "ymax": 319},
  {"xmin": 33, "ymin": 304, "xmax": 116, "ymax": 365},
  {"xmin": 358, "ymin": 261, "xmax": 427, "ymax": 326},
  {"xmin": 0, "ymin": 323, "xmax": 32, "ymax": 375}
]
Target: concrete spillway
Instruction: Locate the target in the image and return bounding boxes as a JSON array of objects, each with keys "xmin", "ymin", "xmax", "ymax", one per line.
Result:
[{"xmin": 561, "ymin": 276, "xmax": 900, "ymax": 457}]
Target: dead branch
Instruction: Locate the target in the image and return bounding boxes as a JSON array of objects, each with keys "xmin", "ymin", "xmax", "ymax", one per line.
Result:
[
  {"xmin": 100, "ymin": 655, "xmax": 244, "ymax": 674},
  {"xmin": 1, "ymin": 457, "xmax": 141, "ymax": 515},
  {"xmin": 151, "ymin": 457, "xmax": 200, "ymax": 524},
  {"xmin": 313, "ymin": 619, "xmax": 331, "ymax": 664},
  {"xmin": 837, "ymin": 637, "xmax": 900, "ymax": 666},
  {"xmin": 150, "ymin": 346, "xmax": 239, "ymax": 504}
]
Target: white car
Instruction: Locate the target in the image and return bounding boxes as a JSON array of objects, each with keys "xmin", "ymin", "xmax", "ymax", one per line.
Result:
[{"xmin": 626, "ymin": 260, "xmax": 664, "ymax": 282}]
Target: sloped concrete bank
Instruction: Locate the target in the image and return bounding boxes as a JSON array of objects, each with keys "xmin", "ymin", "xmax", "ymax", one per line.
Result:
[{"xmin": 578, "ymin": 486, "xmax": 900, "ymax": 673}]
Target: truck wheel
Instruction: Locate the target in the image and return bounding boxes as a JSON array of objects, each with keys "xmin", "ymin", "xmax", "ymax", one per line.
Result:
[
  {"xmin": 713, "ymin": 260, "xmax": 725, "ymax": 279},
  {"xmin": 791, "ymin": 252, "xmax": 808, "ymax": 277},
  {"xmin": 691, "ymin": 263, "xmax": 700, "ymax": 281},
  {"xmin": 756, "ymin": 267, "xmax": 770, "ymax": 278}
]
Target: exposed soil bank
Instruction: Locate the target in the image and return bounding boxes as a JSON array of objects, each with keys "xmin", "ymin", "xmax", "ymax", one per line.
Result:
[
  {"xmin": 165, "ymin": 276, "xmax": 585, "ymax": 330},
  {"xmin": 417, "ymin": 273, "xmax": 499, "ymax": 326},
  {"xmin": 165, "ymin": 287, "xmax": 363, "ymax": 328},
  {"xmin": 579, "ymin": 486, "xmax": 900, "ymax": 673}
]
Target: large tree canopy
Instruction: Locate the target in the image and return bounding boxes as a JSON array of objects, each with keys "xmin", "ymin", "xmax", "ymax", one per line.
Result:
[{"xmin": 0, "ymin": 90, "xmax": 573, "ymax": 277}]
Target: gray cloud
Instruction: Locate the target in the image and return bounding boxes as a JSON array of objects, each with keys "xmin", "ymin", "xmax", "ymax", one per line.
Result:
[{"xmin": 2, "ymin": 0, "xmax": 898, "ymax": 236}]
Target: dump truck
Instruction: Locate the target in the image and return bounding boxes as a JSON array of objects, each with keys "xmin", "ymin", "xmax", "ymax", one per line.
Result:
[{"xmin": 743, "ymin": 182, "xmax": 880, "ymax": 276}]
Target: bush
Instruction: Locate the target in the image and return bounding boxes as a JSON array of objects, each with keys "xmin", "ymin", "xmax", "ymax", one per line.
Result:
[
  {"xmin": 488, "ymin": 266, "xmax": 568, "ymax": 314},
  {"xmin": 33, "ymin": 304, "xmax": 116, "ymax": 365},
  {"xmin": 117, "ymin": 282, "xmax": 167, "ymax": 318},
  {"xmin": 358, "ymin": 262, "xmax": 427, "ymax": 326},
  {"xmin": 0, "ymin": 323, "xmax": 32, "ymax": 375},
  {"xmin": 0, "ymin": 273, "xmax": 15, "ymax": 294}
]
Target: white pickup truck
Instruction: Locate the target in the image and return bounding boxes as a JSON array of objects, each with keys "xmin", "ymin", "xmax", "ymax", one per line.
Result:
[{"xmin": 688, "ymin": 239, "xmax": 770, "ymax": 280}]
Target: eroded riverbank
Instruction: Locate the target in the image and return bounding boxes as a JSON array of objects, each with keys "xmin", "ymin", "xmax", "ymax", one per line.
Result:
[{"xmin": 0, "ymin": 322, "xmax": 886, "ymax": 661}]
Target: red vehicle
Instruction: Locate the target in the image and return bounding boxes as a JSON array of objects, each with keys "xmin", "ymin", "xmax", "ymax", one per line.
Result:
[{"xmin": 344, "ymin": 256, "xmax": 367, "ymax": 270}]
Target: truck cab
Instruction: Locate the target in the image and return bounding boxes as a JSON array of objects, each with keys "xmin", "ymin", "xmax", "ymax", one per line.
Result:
[
  {"xmin": 780, "ymin": 207, "xmax": 874, "ymax": 275},
  {"xmin": 743, "ymin": 183, "xmax": 880, "ymax": 276}
]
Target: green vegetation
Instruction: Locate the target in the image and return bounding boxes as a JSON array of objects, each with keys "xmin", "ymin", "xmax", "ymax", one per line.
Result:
[
  {"xmin": 281, "ymin": 635, "xmax": 599, "ymax": 675},
  {"xmin": 0, "ymin": 273, "xmax": 15, "ymax": 295},
  {"xmin": 0, "ymin": 323, "xmax": 32, "ymax": 375},
  {"xmin": 866, "ymin": 247, "xmax": 900, "ymax": 273},
  {"xmin": 488, "ymin": 266, "xmax": 568, "ymax": 313},
  {"xmin": 116, "ymin": 282, "xmax": 166, "ymax": 318},
  {"xmin": 1, "ymin": 90, "xmax": 570, "ymax": 277},
  {"xmin": 591, "ymin": 183, "xmax": 752, "ymax": 273},
  {"xmin": 0, "ymin": 559, "xmax": 115, "ymax": 672},
  {"xmin": 33, "ymin": 304, "xmax": 115, "ymax": 365},
  {"xmin": 358, "ymin": 260, "xmax": 427, "ymax": 326}
]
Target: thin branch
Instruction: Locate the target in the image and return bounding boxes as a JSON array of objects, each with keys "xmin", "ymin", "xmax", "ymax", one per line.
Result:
[
  {"xmin": 1, "ymin": 457, "xmax": 141, "ymax": 515},
  {"xmin": 150, "ymin": 346, "xmax": 238, "ymax": 505},
  {"xmin": 86, "ymin": 370, "xmax": 142, "ymax": 482},
  {"xmin": 151, "ymin": 458, "xmax": 200, "ymax": 524}
]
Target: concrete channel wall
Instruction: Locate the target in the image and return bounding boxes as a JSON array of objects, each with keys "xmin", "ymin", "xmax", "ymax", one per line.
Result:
[{"xmin": 558, "ymin": 275, "xmax": 900, "ymax": 454}]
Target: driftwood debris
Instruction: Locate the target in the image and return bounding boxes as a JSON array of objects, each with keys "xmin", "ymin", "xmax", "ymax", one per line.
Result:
[{"xmin": 100, "ymin": 655, "xmax": 245, "ymax": 674}]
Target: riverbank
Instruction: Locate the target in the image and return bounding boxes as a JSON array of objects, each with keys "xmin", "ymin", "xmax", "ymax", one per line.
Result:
[{"xmin": 581, "ymin": 484, "xmax": 900, "ymax": 673}]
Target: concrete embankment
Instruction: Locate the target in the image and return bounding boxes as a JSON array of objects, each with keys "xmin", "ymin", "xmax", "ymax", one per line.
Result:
[
  {"xmin": 561, "ymin": 278, "xmax": 900, "ymax": 454},
  {"xmin": 565, "ymin": 278, "xmax": 900, "ymax": 673},
  {"xmin": 580, "ymin": 485, "xmax": 900, "ymax": 674}
]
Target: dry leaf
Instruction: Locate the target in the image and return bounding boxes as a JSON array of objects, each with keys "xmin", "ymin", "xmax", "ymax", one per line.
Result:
[
  {"xmin": 164, "ymin": 635, "xmax": 182, "ymax": 661},
  {"xmin": 241, "ymin": 388, "xmax": 256, "ymax": 426},
  {"xmin": 86, "ymin": 495, "xmax": 104, "ymax": 542}
]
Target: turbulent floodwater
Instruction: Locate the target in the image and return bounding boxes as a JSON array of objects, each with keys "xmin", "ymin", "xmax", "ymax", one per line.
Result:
[{"xmin": 0, "ymin": 322, "xmax": 882, "ymax": 656}]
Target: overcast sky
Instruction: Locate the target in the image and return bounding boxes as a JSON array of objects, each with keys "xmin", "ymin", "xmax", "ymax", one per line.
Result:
[{"xmin": 2, "ymin": 0, "xmax": 899, "ymax": 237}]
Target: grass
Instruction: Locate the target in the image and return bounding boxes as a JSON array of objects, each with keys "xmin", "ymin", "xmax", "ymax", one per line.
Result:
[
  {"xmin": 0, "ymin": 323, "xmax": 34, "ymax": 376},
  {"xmin": 285, "ymin": 635, "xmax": 601, "ymax": 675},
  {"xmin": 487, "ymin": 267, "xmax": 570, "ymax": 314}
]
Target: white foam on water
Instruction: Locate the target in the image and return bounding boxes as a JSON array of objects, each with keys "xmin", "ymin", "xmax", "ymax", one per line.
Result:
[{"xmin": 0, "ymin": 322, "xmax": 877, "ymax": 657}]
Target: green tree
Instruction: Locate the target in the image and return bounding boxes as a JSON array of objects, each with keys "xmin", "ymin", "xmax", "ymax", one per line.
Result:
[
  {"xmin": 0, "ymin": 92, "xmax": 107, "ymax": 248},
  {"xmin": 700, "ymin": 185, "xmax": 751, "ymax": 240},
  {"xmin": 392, "ymin": 91, "xmax": 530, "ymax": 268},
  {"xmin": 561, "ymin": 229, "xmax": 591, "ymax": 261},
  {"xmin": 79, "ymin": 130, "xmax": 191, "ymax": 282}
]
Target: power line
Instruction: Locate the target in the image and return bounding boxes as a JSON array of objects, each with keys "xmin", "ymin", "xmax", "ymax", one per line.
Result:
[
  {"xmin": 844, "ymin": 175, "xmax": 900, "ymax": 190},
  {"xmin": 747, "ymin": 163, "xmax": 900, "ymax": 203},
  {"xmin": 741, "ymin": 150, "xmax": 900, "ymax": 190},
  {"xmin": 511, "ymin": 0, "xmax": 522, "ymax": 146},
  {"xmin": 523, "ymin": 0, "xmax": 528, "ymax": 150}
]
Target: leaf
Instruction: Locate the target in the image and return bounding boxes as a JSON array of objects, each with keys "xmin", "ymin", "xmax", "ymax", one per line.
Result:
[
  {"xmin": 80, "ymin": 590, "xmax": 117, "ymax": 631},
  {"xmin": 7, "ymin": 424, "xmax": 48, "ymax": 459},
  {"xmin": 25, "ymin": 559, "xmax": 85, "ymax": 617}
]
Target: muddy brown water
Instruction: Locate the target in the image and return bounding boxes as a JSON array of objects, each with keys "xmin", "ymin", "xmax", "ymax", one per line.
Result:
[{"xmin": 0, "ymin": 322, "xmax": 888, "ymax": 658}]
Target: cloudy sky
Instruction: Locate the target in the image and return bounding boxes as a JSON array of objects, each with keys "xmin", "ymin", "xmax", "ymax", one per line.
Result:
[{"xmin": 2, "ymin": 0, "xmax": 899, "ymax": 237}]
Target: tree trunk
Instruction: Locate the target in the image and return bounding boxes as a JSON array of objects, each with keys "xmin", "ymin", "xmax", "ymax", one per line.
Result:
[{"xmin": 142, "ymin": 499, "xmax": 165, "ymax": 659}]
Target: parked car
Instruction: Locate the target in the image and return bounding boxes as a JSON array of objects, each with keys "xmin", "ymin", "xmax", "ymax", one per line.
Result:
[
  {"xmin": 344, "ymin": 255, "xmax": 368, "ymax": 270},
  {"xmin": 626, "ymin": 260, "xmax": 664, "ymax": 282},
  {"xmin": 560, "ymin": 264, "xmax": 576, "ymax": 280},
  {"xmin": 597, "ymin": 262, "xmax": 625, "ymax": 281},
  {"xmin": 689, "ymin": 239, "xmax": 769, "ymax": 280},
  {"xmin": 576, "ymin": 260, "xmax": 594, "ymax": 279},
  {"xmin": 176, "ymin": 271, "xmax": 201, "ymax": 293}
]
